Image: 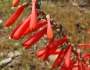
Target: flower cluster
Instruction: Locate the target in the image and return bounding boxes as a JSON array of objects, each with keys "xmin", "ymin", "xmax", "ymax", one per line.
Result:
[{"xmin": 5, "ymin": 0, "xmax": 90, "ymax": 70}]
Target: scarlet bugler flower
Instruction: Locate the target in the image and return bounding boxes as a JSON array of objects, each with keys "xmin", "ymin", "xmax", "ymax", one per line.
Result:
[
  {"xmin": 12, "ymin": 0, "xmax": 20, "ymax": 7},
  {"xmin": 78, "ymin": 40, "xmax": 90, "ymax": 48},
  {"xmin": 83, "ymin": 53, "xmax": 90, "ymax": 61},
  {"xmin": 52, "ymin": 50, "xmax": 67, "ymax": 69},
  {"xmin": 22, "ymin": 27, "xmax": 47, "ymax": 50},
  {"xmin": 60, "ymin": 65, "xmax": 67, "ymax": 70},
  {"xmin": 42, "ymin": 37, "xmax": 68, "ymax": 61},
  {"xmin": 12, "ymin": 15, "xmax": 31, "ymax": 40},
  {"xmin": 23, "ymin": 20, "xmax": 47, "ymax": 36},
  {"xmin": 46, "ymin": 15, "xmax": 54, "ymax": 40},
  {"xmin": 69, "ymin": 60, "xmax": 76, "ymax": 70},
  {"xmin": 49, "ymin": 37, "xmax": 68, "ymax": 54},
  {"xmin": 88, "ymin": 65, "xmax": 90, "ymax": 70},
  {"xmin": 29, "ymin": 0, "xmax": 38, "ymax": 31},
  {"xmin": 5, "ymin": 5, "xmax": 25, "ymax": 27},
  {"xmin": 77, "ymin": 49, "xmax": 83, "ymax": 70},
  {"xmin": 78, "ymin": 44, "xmax": 90, "ymax": 48},
  {"xmin": 36, "ymin": 49, "xmax": 61, "ymax": 58},
  {"xmin": 10, "ymin": 21, "xmax": 23, "ymax": 38},
  {"xmin": 73, "ymin": 67, "xmax": 78, "ymax": 70},
  {"xmin": 63, "ymin": 45, "xmax": 73, "ymax": 67},
  {"xmin": 42, "ymin": 45, "xmax": 51, "ymax": 61},
  {"xmin": 83, "ymin": 63, "xmax": 88, "ymax": 70},
  {"xmin": 41, "ymin": 39, "xmax": 54, "ymax": 61}
]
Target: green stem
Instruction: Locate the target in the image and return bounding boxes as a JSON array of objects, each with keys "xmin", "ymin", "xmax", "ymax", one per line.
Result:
[{"xmin": 18, "ymin": 40, "xmax": 25, "ymax": 54}]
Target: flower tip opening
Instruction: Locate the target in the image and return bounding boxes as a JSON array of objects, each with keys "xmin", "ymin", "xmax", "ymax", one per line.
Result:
[
  {"xmin": 46, "ymin": 14, "xmax": 50, "ymax": 19},
  {"xmin": 32, "ymin": 0, "xmax": 37, "ymax": 2},
  {"xmin": 77, "ymin": 49, "xmax": 80, "ymax": 53}
]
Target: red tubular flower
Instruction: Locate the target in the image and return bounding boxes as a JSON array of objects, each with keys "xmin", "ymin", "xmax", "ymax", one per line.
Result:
[
  {"xmin": 25, "ymin": 46, "xmax": 31, "ymax": 50},
  {"xmin": 60, "ymin": 61, "xmax": 74, "ymax": 70},
  {"xmin": 13, "ymin": 15, "xmax": 31, "ymax": 40},
  {"xmin": 5, "ymin": 5, "xmax": 24, "ymax": 27},
  {"xmin": 83, "ymin": 53, "xmax": 90, "ymax": 61},
  {"xmin": 52, "ymin": 50, "xmax": 63, "ymax": 69},
  {"xmin": 42, "ymin": 45, "xmax": 51, "ymax": 61},
  {"xmin": 51, "ymin": 38, "xmax": 68, "ymax": 46},
  {"xmin": 83, "ymin": 63, "xmax": 88, "ymax": 70},
  {"xmin": 60, "ymin": 61, "xmax": 72, "ymax": 70},
  {"xmin": 52, "ymin": 49, "xmax": 61, "ymax": 54},
  {"xmin": 10, "ymin": 16, "xmax": 31, "ymax": 38},
  {"xmin": 77, "ymin": 49, "xmax": 83, "ymax": 70},
  {"xmin": 41, "ymin": 40, "xmax": 53, "ymax": 61},
  {"xmin": 29, "ymin": 0, "xmax": 38, "ymax": 31},
  {"xmin": 12, "ymin": 0, "xmax": 20, "ymax": 7},
  {"xmin": 73, "ymin": 67, "xmax": 78, "ymax": 70},
  {"xmin": 78, "ymin": 44, "xmax": 90, "ymax": 48},
  {"xmin": 49, "ymin": 45, "xmax": 58, "ymax": 55},
  {"xmin": 52, "ymin": 50, "xmax": 67, "ymax": 69},
  {"xmin": 23, "ymin": 20, "xmax": 47, "ymax": 36},
  {"xmin": 46, "ymin": 15, "xmax": 54, "ymax": 40},
  {"xmin": 36, "ymin": 48, "xmax": 62, "ymax": 58},
  {"xmin": 60, "ymin": 65, "xmax": 67, "ymax": 70},
  {"xmin": 41, "ymin": 37, "xmax": 68, "ymax": 61},
  {"xmin": 88, "ymin": 65, "xmax": 90, "ymax": 70},
  {"xmin": 37, "ymin": 20, "xmax": 47, "ymax": 29},
  {"xmin": 36, "ymin": 49, "xmax": 46, "ymax": 58},
  {"xmin": 10, "ymin": 22, "xmax": 22, "ymax": 38},
  {"xmin": 63, "ymin": 45, "xmax": 73, "ymax": 67},
  {"xmin": 49, "ymin": 37, "xmax": 68, "ymax": 54},
  {"xmin": 69, "ymin": 60, "xmax": 76, "ymax": 70},
  {"xmin": 74, "ymin": 64, "xmax": 78, "ymax": 67},
  {"xmin": 45, "ymin": 37, "xmax": 68, "ymax": 62},
  {"xmin": 22, "ymin": 27, "xmax": 47, "ymax": 50}
]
